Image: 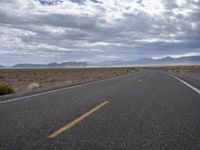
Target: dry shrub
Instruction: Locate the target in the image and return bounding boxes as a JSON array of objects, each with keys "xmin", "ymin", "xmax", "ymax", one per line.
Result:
[
  {"xmin": 28, "ymin": 82, "xmax": 41, "ymax": 90},
  {"xmin": 0, "ymin": 83, "xmax": 15, "ymax": 95}
]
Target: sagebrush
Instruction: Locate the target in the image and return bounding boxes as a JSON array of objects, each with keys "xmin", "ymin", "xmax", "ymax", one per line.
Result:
[{"xmin": 0, "ymin": 83, "xmax": 15, "ymax": 95}]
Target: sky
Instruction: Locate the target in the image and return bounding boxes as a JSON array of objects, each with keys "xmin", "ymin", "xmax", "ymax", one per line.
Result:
[{"xmin": 0, "ymin": 0, "xmax": 200, "ymax": 65}]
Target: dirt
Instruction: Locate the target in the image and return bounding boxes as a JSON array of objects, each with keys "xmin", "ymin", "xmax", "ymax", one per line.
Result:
[
  {"xmin": 0, "ymin": 67, "xmax": 136, "ymax": 94},
  {"xmin": 140, "ymin": 65, "xmax": 200, "ymax": 73}
]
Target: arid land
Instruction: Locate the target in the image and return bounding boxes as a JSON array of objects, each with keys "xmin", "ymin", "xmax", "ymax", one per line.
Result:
[
  {"xmin": 0, "ymin": 67, "xmax": 136, "ymax": 95},
  {"xmin": 0, "ymin": 66, "xmax": 199, "ymax": 96},
  {"xmin": 142, "ymin": 65, "xmax": 200, "ymax": 73}
]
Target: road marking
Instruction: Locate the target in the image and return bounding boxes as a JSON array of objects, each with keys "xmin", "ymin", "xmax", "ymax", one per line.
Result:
[
  {"xmin": 48, "ymin": 101, "xmax": 109, "ymax": 138},
  {"xmin": 0, "ymin": 75, "xmax": 115, "ymax": 105},
  {"xmin": 138, "ymin": 79, "xmax": 142, "ymax": 82},
  {"xmin": 169, "ymin": 74, "xmax": 200, "ymax": 95},
  {"xmin": 0, "ymin": 71, "xmax": 138, "ymax": 105}
]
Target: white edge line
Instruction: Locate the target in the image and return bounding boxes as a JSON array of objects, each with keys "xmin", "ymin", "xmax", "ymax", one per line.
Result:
[
  {"xmin": 168, "ymin": 73, "xmax": 200, "ymax": 95},
  {"xmin": 0, "ymin": 72, "xmax": 138, "ymax": 105},
  {"xmin": 0, "ymin": 77, "xmax": 110, "ymax": 104}
]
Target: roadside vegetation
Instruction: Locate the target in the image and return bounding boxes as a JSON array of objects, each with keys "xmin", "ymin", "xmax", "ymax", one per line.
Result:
[
  {"xmin": 28, "ymin": 82, "xmax": 42, "ymax": 90},
  {"xmin": 0, "ymin": 83, "xmax": 15, "ymax": 96}
]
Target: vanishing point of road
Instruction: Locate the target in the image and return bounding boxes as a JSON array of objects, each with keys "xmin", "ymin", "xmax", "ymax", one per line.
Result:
[{"xmin": 0, "ymin": 70, "xmax": 200, "ymax": 150}]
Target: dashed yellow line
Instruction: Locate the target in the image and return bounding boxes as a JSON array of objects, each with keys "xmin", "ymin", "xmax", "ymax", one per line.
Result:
[{"xmin": 48, "ymin": 101, "xmax": 109, "ymax": 138}]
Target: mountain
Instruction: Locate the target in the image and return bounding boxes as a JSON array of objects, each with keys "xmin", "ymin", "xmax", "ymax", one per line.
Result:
[
  {"xmin": 94, "ymin": 60, "xmax": 129, "ymax": 66},
  {"xmin": 93, "ymin": 57, "xmax": 155, "ymax": 66},
  {"xmin": 159, "ymin": 56, "xmax": 174, "ymax": 62},
  {"xmin": 95, "ymin": 56, "xmax": 200, "ymax": 66},
  {"xmin": 133, "ymin": 57, "xmax": 155, "ymax": 64},
  {"xmin": 13, "ymin": 64, "xmax": 46, "ymax": 68},
  {"xmin": 3, "ymin": 56, "xmax": 200, "ymax": 68},
  {"xmin": 178, "ymin": 56, "xmax": 200, "ymax": 62},
  {"xmin": 155, "ymin": 56, "xmax": 200, "ymax": 65},
  {"xmin": 13, "ymin": 62, "xmax": 87, "ymax": 68},
  {"xmin": 93, "ymin": 58, "xmax": 156, "ymax": 66},
  {"xmin": 47, "ymin": 62, "xmax": 87, "ymax": 67},
  {"xmin": 59, "ymin": 62, "xmax": 87, "ymax": 67}
]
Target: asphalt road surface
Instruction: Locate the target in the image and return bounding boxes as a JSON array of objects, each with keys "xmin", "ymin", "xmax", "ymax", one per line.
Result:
[
  {"xmin": 0, "ymin": 70, "xmax": 200, "ymax": 150},
  {"xmin": 173, "ymin": 72, "xmax": 200, "ymax": 90}
]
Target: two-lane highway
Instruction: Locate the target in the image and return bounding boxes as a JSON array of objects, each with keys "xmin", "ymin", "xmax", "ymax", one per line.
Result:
[{"xmin": 0, "ymin": 70, "xmax": 200, "ymax": 150}]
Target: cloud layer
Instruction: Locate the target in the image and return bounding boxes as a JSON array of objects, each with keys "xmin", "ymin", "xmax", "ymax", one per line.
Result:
[{"xmin": 0, "ymin": 0, "xmax": 200, "ymax": 65}]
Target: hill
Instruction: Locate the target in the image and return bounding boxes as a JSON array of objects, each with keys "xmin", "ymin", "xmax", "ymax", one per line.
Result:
[
  {"xmin": 13, "ymin": 62, "xmax": 87, "ymax": 68},
  {"xmin": 95, "ymin": 56, "xmax": 200, "ymax": 66}
]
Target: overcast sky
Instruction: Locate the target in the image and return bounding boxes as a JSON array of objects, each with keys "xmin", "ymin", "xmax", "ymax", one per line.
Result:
[{"xmin": 0, "ymin": 0, "xmax": 200, "ymax": 65}]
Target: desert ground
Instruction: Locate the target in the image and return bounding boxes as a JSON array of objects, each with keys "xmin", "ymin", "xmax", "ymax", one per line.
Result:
[
  {"xmin": 0, "ymin": 67, "xmax": 136, "ymax": 95},
  {"xmin": 142, "ymin": 65, "xmax": 200, "ymax": 73},
  {"xmin": 0, "ymin": 66, "xmax": 199, "ymax": 96}
]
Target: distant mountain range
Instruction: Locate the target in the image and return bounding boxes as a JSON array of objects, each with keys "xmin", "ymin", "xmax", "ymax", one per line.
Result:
[
  {"xmin": 93, "ymin": 56, "xmax": 200, "ymax": 66},
  {"xmin": 0, "ymin": 56, "xmax": 200, "ymax": 68},
  {"xmin": 11, "ymin": 62, "xmax": 87, "ymax": 68}
]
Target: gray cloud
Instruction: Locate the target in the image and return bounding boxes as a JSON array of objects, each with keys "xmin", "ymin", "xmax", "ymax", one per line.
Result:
[{"xmin": 0, "ymin": 0, "xmax": 200, "ymax": 65}]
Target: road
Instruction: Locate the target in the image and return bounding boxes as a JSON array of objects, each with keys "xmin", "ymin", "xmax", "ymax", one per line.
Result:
[
  {"xmin": 0, "ymin": 70, "xmax": 200, "ymax": 150},
  {"xmin": 173, "ymin": 72, "xmax": 200, "ymax": 90}
]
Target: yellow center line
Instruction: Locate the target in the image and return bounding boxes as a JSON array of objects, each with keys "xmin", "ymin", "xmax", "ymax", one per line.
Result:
[{"xmin": 48, "ymin": 101, "xmax": 109, "ymax": 139}]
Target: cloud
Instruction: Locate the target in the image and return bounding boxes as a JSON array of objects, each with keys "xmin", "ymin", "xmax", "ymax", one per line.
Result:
[{"xmin": 0, "ymin": 0, "xmax": 200, "ymax": 65}]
